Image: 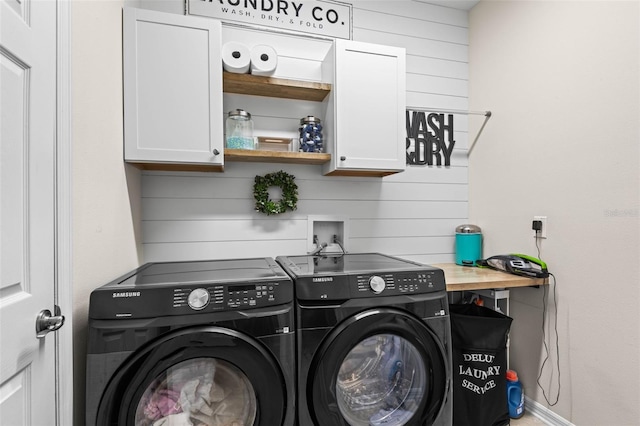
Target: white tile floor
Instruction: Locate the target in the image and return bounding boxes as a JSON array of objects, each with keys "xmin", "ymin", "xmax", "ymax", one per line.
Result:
[{"xmin": 510, "ymin": 411, "xmax": 548, "ymax": 425}]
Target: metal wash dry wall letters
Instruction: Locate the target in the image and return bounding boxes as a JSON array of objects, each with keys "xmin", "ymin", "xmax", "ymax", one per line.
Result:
[
  {"xmin": 187, "ymin": 0, "xmax": 352, "ymax": 39},
  {"xmin": 406, "ymin": 111, "xmax": 456, "ymax": 166}
]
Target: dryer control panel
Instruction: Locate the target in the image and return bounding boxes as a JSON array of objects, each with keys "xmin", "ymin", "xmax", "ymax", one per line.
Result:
[
  {"xmin": 353, "ymin": 270, "xmax": 443, "ymax": 296},
  {"xmin": 292, "ymin": 269, "xmax": 445, "ymax": 301}
]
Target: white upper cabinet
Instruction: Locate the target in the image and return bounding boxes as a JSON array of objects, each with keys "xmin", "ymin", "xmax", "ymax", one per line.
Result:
[
  {"xmin": 122, "ymin": 9, "xmax": 406, "ymax": 176},
  {"xmin": 323, "ymin": 40, "xmax": 406, "ymax": 177},
  {"xmin": 123, "ymin": 8, "xmax": 224, "ymax": 169}
]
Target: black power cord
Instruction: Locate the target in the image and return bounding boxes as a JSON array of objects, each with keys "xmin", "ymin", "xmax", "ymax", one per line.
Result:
[
  {"xmin": 533, "ymin": 228, "xmax": 561, "ymax": 406},
  {"xmin": 537, "ymin": 272, "xmax": 560, "ymax": 406}
]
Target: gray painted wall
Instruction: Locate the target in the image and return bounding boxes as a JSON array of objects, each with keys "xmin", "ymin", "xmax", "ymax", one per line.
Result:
[{"xmin": 469, "ymin": 1, "xmax": 639, "ymax": 424}]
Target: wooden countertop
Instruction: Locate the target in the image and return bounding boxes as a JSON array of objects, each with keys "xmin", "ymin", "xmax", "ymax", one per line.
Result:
[{"xmin": 432, "ymin": 263, "xmax": 548, "ymax": 292}]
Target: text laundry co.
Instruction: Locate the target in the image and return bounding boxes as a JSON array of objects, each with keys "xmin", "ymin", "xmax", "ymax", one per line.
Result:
[{"xmin": 189, "ymin": 0, "xmax": 352, "ymax": 39}]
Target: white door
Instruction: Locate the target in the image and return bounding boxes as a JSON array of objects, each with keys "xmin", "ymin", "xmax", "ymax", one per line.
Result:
[{"xmin": 1, "ymin": 0, "xmax": 59, "ymax": 424}]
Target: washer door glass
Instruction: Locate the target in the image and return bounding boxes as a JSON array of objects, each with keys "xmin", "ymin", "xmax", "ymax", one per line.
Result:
[
  {"xmin": 336, "ymin": 334, "xmax": 426, "ymax": 426},
  {"xmin": 134, "ymin": 357, "xmax": 257, "ymax": 426}
]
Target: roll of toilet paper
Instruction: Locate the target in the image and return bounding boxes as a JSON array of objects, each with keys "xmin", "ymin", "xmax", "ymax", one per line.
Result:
[
  {"xmin": 250, "ymin": 45, "xmax": 278, "ymax": 76},
  {"xmin": 222, "ymin": 42, "xmax": 251, "ymax": 74}
]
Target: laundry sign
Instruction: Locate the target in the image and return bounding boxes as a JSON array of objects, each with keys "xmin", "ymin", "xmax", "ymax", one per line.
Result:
[
  {"xmin": 406, "ymin": 110, "xmax": 456, "ymax": 166},
  {"xmin": 187, "ymin": 0, "xmax": 352, "ymax": 39}
]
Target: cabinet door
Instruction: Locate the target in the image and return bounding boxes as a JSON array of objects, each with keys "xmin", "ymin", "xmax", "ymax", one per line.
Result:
[
  {"xmin": 327, "ymin": 39, "xmax": 406, "ymax": 176},
  {"xmin": 123, "ymin": 8, "xmax": 223, "ymax": 166}
]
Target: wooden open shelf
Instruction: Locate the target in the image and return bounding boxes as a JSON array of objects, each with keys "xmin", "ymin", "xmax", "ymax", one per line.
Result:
[
  {"xmin": 127, "ymin": 150, "xmax": 330, "ymax": 172},
  {"xmin": 221, "ymin": 73, "xmax": 331, "ymax": 165},
  {"xmin": 129, "ymin": 74, "xmax": 332, "ymax": 171},
  {"xmin": 128, "ymin": 162, "xmax": 225, "ymax": 173},
  {"xmin": 223, "ymin": 72, "xmax": 331, "ymax": 102},
  {"xmin": 224, "ymin": 149, "xmax": 330, "ymax": 165}
]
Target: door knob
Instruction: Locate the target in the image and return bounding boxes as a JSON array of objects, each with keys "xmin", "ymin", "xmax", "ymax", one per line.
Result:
[
  {"xmin": 213, "ymin": 149, "xmax": 220, "ymax": 155},
  {"xmin": 36, "ymin": 305, "xmax": 65, "ymax": 339},
  {"xmin": 340, "ymin": 156, "xmax": 346, "ymax": 161}
]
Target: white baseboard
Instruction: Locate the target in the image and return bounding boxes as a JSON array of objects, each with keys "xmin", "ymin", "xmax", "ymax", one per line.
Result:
[{"xmin": 524, "ymin": 396, "xmax": 573, "ymax": 426}]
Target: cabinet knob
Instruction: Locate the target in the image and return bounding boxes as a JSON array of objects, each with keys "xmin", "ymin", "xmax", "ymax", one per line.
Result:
[
  {"xmin": 213, "ymin": 149, "xmax": 220, "ymax": 155},
  {"xmin": 340, "ymin": 156, "xmax": 346, "ymax": 161}
]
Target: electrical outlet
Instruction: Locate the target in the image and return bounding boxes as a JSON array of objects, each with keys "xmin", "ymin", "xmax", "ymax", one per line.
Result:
[{"xmin": 532, "ymin": 216, "xmax": 547, "ymax": 239}]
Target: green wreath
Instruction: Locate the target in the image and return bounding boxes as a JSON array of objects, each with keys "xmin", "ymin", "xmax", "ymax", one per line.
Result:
[{"xmin": 253, "ymin": 170, "xmax": 298, "ymax": 215}]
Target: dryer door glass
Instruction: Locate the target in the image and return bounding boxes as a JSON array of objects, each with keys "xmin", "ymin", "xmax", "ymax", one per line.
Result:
[
  {"xmin": 336, "ymin": 334, "xmax": 426, "ymax": 426},
  {"xmin": 309, "ymin": 308, "xmax": 448, "ymax": 425},
  {"xmin": 134, "ymin": 357, "xmax": 257, "ymax": 426}
]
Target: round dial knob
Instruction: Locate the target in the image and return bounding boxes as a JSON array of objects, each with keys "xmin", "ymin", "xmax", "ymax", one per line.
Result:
[
  {"xmin": 187, "ymin": 288, "xmax": 210, "ymax": 310},
  {"xmin": 369, "ymin": 276, "xmax": 386, "ymax": 294}
]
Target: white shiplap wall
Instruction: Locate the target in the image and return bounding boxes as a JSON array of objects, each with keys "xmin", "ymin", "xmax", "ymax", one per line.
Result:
[{"xmin": 141, "ymin": 1, "xmax": 470, "ymax": 264}]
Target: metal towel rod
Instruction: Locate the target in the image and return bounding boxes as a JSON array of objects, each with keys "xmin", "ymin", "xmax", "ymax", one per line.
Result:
[
  {"xmin": 406, "ymin": 106, "xmax": 491, "ymax": 117},
  {"xmin": 405, "ymin": 107, "xmax": 493, "ymax": 154}
]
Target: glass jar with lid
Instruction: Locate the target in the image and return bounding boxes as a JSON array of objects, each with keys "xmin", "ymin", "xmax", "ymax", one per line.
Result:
[
  {"xmin": 299, "ymin": 116, "xmax": 323, "ymax": 153},
  {"xmin": 226, "ymin": 109, "xmax": 254, "ymax": 150}
]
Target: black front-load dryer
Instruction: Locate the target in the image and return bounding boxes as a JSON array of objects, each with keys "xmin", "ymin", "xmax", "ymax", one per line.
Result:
[
  {"xmin": 85, "ymin": 258, "xmax": 295, "ymax": 426},
  {"xmin": 276, "ymin": 253, "xmax": 453, "ymax": 426}
]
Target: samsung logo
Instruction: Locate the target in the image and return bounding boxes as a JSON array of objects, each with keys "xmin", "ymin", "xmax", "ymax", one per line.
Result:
[
  {"xmin": 112, "ymin": 291, "xmax": 141, "ymax": 298},
  {"xmin": 312, "ymin": 277, "xmax": 333, "ymax": 283}
]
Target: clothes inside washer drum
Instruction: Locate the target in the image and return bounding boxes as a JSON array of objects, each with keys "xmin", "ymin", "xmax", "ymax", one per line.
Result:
[{"xmin": 135, "ymin": 358, "xmax": 256, "ymax": 426}]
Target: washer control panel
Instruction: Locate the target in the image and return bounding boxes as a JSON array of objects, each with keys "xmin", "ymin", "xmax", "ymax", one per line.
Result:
[
  {"xmin": 173, "ymin": 282, "xmax": 282, "ymax": 311},
  {"xmin": 90, "ymin": 258, "xmax": 294, "ymax": 319},
  {"xmin": 93, "ymin": 280, "xmax": 292, "ymax": 319}
]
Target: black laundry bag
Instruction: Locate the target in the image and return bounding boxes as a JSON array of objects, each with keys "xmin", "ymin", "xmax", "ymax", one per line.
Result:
[{"xmin": 449, "ymin": 303, "xmax": 513, "ymax": 426}]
